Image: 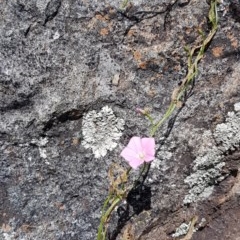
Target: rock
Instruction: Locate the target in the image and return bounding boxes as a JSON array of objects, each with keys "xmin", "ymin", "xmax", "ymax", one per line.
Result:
[{"xmin": 0, "ymin": 0, "xmax": 240, "ymax": 240}]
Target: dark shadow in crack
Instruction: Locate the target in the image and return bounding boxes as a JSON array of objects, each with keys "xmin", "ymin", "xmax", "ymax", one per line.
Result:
[
  {"xmin": 127, "ymin": 182, "xmax": 152, "ymax": 215},
  {"xmin": 109, "ymin": 165, "xmax": 152, "ymax": 240}
]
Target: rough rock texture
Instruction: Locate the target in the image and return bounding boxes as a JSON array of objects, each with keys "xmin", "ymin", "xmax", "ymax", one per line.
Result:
[{"xmin": 0, "ymin": 0, "xmax": 240, "ymax": 239}]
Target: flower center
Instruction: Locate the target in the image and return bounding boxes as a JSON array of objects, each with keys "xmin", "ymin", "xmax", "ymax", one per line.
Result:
[{"xmin": 138, "ymin": 152, "xmax": 145, "ymax": 159}]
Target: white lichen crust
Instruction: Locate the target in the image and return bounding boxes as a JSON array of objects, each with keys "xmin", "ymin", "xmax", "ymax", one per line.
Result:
[
  {"xmin": 172, "ymin": 222, "xmax": 190, "ymax": 238},
  {"xmin": 81, "ymin": 106, "xmax": 125, "ymax": 158},
  {"xmin": 183, "ymin": 109, "xmax": 240, "ymax": 204}
]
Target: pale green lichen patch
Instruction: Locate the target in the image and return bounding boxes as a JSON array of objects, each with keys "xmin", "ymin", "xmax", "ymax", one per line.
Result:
[
  {"xmin": 234, "ymin": 102, "xmax": 240, "ymax": 112},
  {"xmin": 183, "ymin": 108, "xmax": 240, "ymax": 204},
  {"xmin": 214, "ymin": 111, "xmax": 240, "ymax": 153},
  {"xmin": 172, "ymin": 222, "xmax": 190, "ymax": 238},
  {"xmin": 82, "ymin": 106, "xmax": 125, "ymax": 158}
]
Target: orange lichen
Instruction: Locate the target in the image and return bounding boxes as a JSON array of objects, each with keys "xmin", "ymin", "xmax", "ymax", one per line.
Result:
[
  {"xmin": 138, "ymin": 61, "xmax": 147, "ymax": 69},
  {"xmin": 72, "ymin": 137, "xmax": 79, "ymax": 145},
  {"xmin": 133, "ymin": 50, "xmax": 142, "ymax": 61},
  {"xmin": 100, "ymin": 28, "xmax": 109, "ymax": 36},
  {"xmin": 227, "ymin": 32, "xmax": 238, "ymax": 49},
  {"xmin": 147, "ymin": 89, "xmax": 157, "ymax": 97},
  {"xmin": 1, "ymin": 223, "xmax": 11, "ymax": 232},
  {"xmin": 212, "ymin": 46, "xmax": 223, "ymax": 57},
  {"xmin": 95, "ymin": 14, "xmax": 109, "ymax": 22}
]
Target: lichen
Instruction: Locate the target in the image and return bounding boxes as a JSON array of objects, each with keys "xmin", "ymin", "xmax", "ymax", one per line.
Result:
[
  {"xmin": 214, "ymin": 111, "xmax": 240, "ymax": 152},
  {"xmin": 81, "ymin": 106, "xmax": 125, "ymax": 158},
  {"xmin": 172, "ymin": 222, "xmax": 190, "ymax": 238},
  {"xmin": 31, "ymin": 137, "xmax": 49, "ymax": 159},
  {"xmin": 183, "ymin": 107, "xmax": 240, "ymax": 204},
  {"xmin": 234, "ymin": 102, "xmax": 240, "ymax": 112}
]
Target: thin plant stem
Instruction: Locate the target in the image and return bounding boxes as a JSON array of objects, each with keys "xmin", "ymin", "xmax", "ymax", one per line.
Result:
[
  {"xmin": 97, "ymin": 1, "xmax": 219, "ymax": 239},
  {"xmin": 150, "ymin": 0, "xmax": 218, "ymax": 137}
]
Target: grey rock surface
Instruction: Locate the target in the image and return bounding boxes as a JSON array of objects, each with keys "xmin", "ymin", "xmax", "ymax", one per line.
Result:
[{"xmin": 1, "ymin": 0, "xmax": 240, "ymax": 240}]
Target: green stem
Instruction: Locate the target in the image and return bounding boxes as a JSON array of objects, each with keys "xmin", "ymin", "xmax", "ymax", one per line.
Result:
[
  {"xmin": 120, "ymin": 0, "xmax": 129, "ymax": 10},
  {"xmin": 97, "ymin": 196, "xmax": 122, "ymax": 240},
  {"xmin": 145, "ymin": 113, "xmax": 154, "ymax": 125},
  {"xmin": 150, "ymin": 0, "xmax": 218, "ymax": 137},
  {"xmin": 150, "ymin": 102, "xmax": 176, "ymax": 137}
]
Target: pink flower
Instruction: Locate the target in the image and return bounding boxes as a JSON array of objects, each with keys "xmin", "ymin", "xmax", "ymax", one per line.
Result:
[
  {"xmin": 136, "ymin": 107, "xmax": 149, "ymax": 115},
  {"xmin": 120, "ymin": 136, "xmax": 155, "ymax": 169},
  {"xmin": 136, "ymin": 108, "xmax": 146, "ymax": 115}
]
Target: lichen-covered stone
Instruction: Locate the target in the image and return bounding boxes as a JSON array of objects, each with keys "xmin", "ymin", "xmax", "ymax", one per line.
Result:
[{"xmin": 183, "ymin": 111, "xmax": 240, "ymax": 204}]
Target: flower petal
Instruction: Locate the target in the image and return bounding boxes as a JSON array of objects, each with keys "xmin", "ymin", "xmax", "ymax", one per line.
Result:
[
  {"xmin": 120, "ymin": 147, "xmax": 138, "ymax": 162},
  {"xmin": 141, "ymin": 138, "xmax": 155, "ymax": 157},
  {"xmin": 126, "ymin": 136, "xmax": 142, "ymax": 153},
  {"xmin": 128, "ymin": 158, "xmax": 144, "ymax": 169},
  {"xmin": 121, "ymin": 147, "xmax": 143, "ymax": 169},
  {"xmin": 121, "ymin": 136, "xmax": 155, "ymax": 169}
]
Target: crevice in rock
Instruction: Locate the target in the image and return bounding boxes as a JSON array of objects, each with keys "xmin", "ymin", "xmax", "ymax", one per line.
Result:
[
  {"xmin": 43, "ymin": 0, "xmax": 62, "ymax": 26},
  {"xmin": 119, "ymin": 0, "xmax": 179, "ymax": 41},
  {"xmin": 42, "ymin": 108, "xmax": 85, "ymax": 132}
]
